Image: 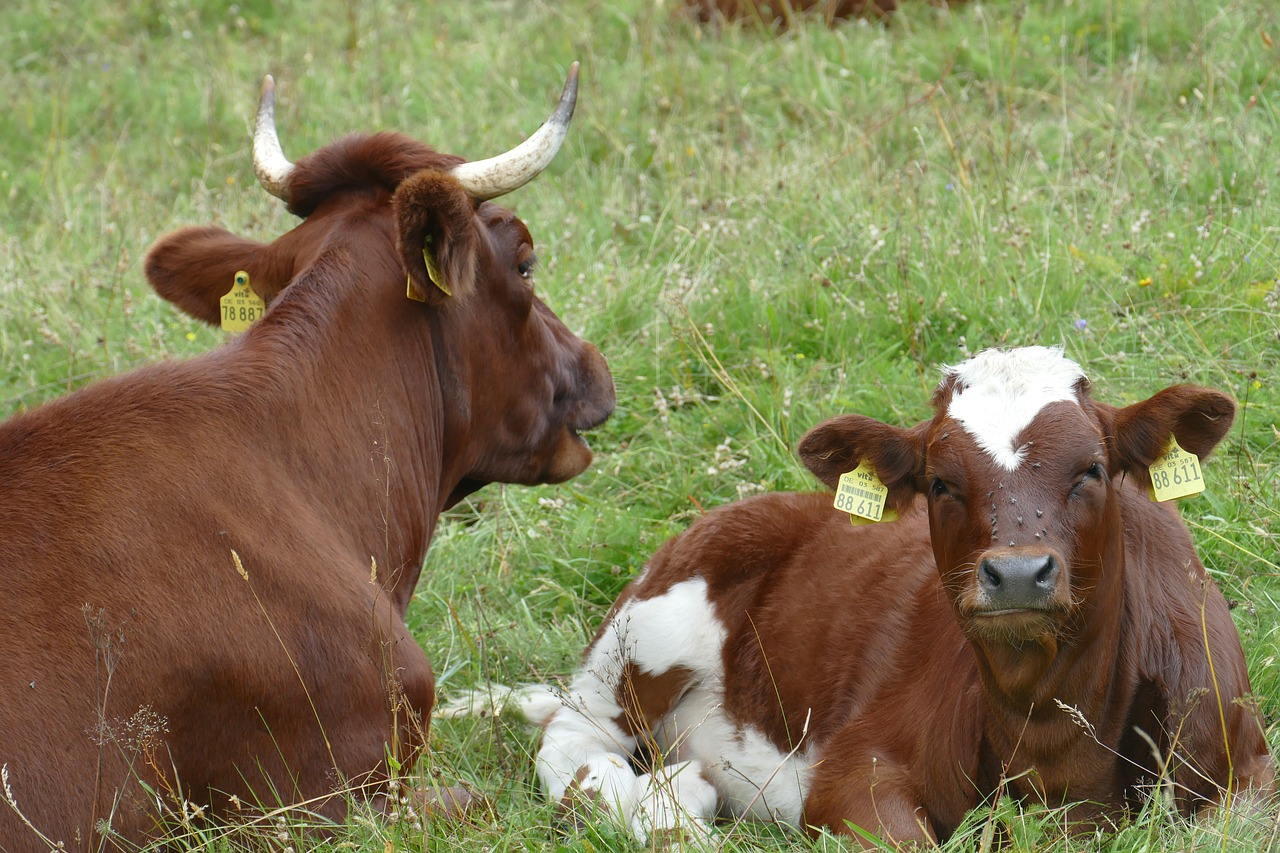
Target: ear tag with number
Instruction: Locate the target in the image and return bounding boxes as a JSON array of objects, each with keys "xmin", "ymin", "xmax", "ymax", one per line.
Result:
[
  {"xmin": 834, "ymin": 460, "xmax": 899, "ymax": 526},
  {"xmin": 1148, "ymin": 437, "xmax": 1205, "ymax": 502},
  {"xmin": 219, "ymin": 270, "xmax": 266, "ymax": 333}
]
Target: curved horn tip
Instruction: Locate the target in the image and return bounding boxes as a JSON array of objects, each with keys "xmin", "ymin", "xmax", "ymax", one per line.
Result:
[
  {"xmin": 446, "ymin": 63, "xmax": 582, "ymax": 202},
  {"xmin": 252, "ymin": 73, "xmax": 294, "ymax": 202},
  {"xmin": 559, "ymin": 62, "xmax": 580, "ymax": 119}
]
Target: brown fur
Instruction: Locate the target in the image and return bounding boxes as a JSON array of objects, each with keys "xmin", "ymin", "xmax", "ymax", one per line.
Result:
[
  {"xmin": 684, "ymin": 0, "xmax": 964, "ymax": 26},
  {"xmin": 0, "ymin": 123, "xmax": 613, "ymax": 847},
  {"xmin": 393, "ymin": 170, "xmax": 481, "ymax": 305},
  {"xmin": 566, "ymin": 375, "xmax": 1273, "ymax": 846},
  {"xmin": 687, "ymin": 0, "xmax": 898, "ymax": 25},
  {"xmin": 614, "ymin": 664, "xmax": 697, "ymax": 739}
]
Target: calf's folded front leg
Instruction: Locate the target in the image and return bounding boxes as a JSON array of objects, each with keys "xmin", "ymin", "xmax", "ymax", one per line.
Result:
[{"xmin": 804, "ymin": 758, "xmax": 936, "ymax": 848}]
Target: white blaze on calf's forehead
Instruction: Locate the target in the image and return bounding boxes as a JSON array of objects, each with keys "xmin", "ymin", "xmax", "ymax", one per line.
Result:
[{"xmin": 943, "ymin": 346, "xmax": 1087, "ymax": 471}]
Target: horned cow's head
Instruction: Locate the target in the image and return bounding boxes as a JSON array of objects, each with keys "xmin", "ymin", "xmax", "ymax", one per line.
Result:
[{"xmin": 144, "ymin": 64, "xmax": 615, "ymax": 501}]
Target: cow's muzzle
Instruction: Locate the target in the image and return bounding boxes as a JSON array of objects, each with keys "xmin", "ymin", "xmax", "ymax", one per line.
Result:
[{"xmin": 973, "ymin": 548, "xmax": 1066, "ymax": 613}]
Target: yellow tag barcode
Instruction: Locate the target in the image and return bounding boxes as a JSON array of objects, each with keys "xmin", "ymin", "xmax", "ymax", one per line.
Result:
[{"xmin": 834, "ymin": 461, "xmax": 898, "ymax": 526}]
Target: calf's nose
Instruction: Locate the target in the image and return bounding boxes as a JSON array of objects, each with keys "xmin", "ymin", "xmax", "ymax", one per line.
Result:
[{"xmin": 978, "ymin": 553, "xmax": 1060, "ymax": 610}]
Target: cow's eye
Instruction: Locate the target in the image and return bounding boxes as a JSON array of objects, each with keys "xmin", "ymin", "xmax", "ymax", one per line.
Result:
[
  {"xmin": 930, "ymin": 477, "xmax": 949, "ymax": 499},
  {"xmin": 518, "ymin": 256, "xmax": 537, "ymax": 280}
]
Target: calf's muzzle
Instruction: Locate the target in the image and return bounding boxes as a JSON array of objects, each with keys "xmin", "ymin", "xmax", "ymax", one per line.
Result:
[{"xmin": 976, "ymin": 549, "xmax": 1062, "ymax": 611}]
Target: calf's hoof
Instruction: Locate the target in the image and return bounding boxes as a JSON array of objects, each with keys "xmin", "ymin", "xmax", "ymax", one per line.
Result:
[
  {"xmin": 647, "ymin": 822, "xmax": 716, "ymax": 849},
  {"xmin": 554, "ymin": 784, "xmax": 614, "ymax": 832}
]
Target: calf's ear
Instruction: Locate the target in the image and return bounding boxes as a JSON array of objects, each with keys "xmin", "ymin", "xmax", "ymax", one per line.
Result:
[
  {"xmin": 144, "ymin": 227, "xmax": 289, "ymax": 326},
  {"xmin": 798, "ymin": 415, "xmax": 927, "ymax": 514},
  {"xmin": 1099, "ymin": 385, "xmax": 1235, "ymax": 473},
  {"xmin": 393, "ymin": 171, "xmax": 479, "ymax": 306}
]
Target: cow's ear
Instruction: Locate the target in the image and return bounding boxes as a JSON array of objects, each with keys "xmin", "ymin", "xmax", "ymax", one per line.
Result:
[
  {"xmin": 393, "ymin": 170, "xmax": 479, "ymax": 306},
  {"xmin": 1098, "ymin": 385, "xmax": 1236, "ymax": 473},
  {"xmin": 144, "ymin": 227, "xmax": 289, "ymax": 326},
  {"xmin": 798, "ymin": 415, "xmax": 927, "ymax": 514}
]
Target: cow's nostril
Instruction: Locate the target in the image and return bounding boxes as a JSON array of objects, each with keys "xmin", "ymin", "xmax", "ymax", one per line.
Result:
[
  {"xmin": 1035, "ymin": 556, "xmax": 1057, "ymax": 587},
  {"xmin": 980, "ymin": 559, "xmax": 1002, "ymax": 589}
]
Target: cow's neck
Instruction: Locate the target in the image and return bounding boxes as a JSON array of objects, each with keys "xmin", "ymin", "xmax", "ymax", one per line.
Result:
[{"xmin": 244, "ymin": 264, "xmax": 452, "ymax": 616}]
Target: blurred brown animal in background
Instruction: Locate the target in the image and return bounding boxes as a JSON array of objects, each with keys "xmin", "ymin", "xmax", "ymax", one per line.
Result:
[{"xmin": 685, "ymin": 0, "xmax": 962, "ymax": 27}]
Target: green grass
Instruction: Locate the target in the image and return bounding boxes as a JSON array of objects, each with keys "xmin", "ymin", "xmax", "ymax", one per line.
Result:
[{"xmin": 3, "ymin": 0, "xmax": 1279, "ymax": 849}]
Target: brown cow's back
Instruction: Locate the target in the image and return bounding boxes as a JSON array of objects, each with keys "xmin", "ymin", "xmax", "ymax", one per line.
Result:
[{"xmin": 0, "ymin": 349, "xmax": 434, "ymax": 840}]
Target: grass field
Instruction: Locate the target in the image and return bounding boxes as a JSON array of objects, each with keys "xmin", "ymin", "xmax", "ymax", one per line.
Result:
[{"xmin": 3, "ymin": 0, "xmax": 1278, "ymax": 849}]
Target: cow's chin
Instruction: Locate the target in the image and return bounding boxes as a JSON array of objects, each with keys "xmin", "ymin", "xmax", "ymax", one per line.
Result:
[
  {"xmin": 542, "ymin": 429, "xmax": 594, "ymax": 484},
  {"xmin": 963, "ymin": 608, "xmax": 1062, "ymax": 644},
  {"xmin": 444, "ymin": 478, "xmax": 486, "ymax": 510}
]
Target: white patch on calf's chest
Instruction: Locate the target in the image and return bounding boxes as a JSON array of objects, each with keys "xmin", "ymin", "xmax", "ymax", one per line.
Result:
[{"xmin": 945, "ymin": 346, "xmax": 1086, "ymax": 471}]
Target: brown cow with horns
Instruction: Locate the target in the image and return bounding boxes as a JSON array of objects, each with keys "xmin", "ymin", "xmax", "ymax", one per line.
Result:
[
  {"xmin": 0, "ymin": 64, "xmax": 613, "ymax": 849},
  {"xmin": 520, "ymin": 346, "xmax": 1274, "ymax": 846}
]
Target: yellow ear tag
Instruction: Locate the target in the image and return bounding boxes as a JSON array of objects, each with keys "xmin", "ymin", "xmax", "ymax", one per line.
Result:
[
  {"xmin": 423, "ymin": 238, "xmax": 451, "ymax": 297},
  {"xmin": 834, "ymin": 460, "xmax": 899, "ymax": 526},
  {"xmin": 406, "ymin": 273, "xmax": 427, "ymax": 302},
  {"xmin": 219, "ymin": 270, "xmax": 266, "ymax": 333},
  {"xmin": 1148, "ymin": 437, "xmax": 1205, "ymax": 502}
]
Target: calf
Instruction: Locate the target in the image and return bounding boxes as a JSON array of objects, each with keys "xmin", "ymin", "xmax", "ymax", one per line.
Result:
[
  {"xmin": 532, "ymin": 346, "xmax": 1274, "ymax": 845},
  {"xmin": 0, "ymin": 65, "xmax": 613, "ymax": 850}
]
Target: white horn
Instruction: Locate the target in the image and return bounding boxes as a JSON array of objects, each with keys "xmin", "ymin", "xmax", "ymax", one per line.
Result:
[
  {"xmin": 449, "ymin": 62, "xmax": 579, "ymax": 202},
  {"xmin": 253, "ymin": 75, "xmax": 294, "ymax": 202}
]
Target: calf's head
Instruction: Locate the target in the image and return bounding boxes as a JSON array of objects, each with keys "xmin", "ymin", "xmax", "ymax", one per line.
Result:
[
  {"xmin": 800, "ymin": 347, "xmax": 1234, "ymax": 648},
  {"xmin": 144, "ymin": 65, "xmax": 614, "ymax": 504}
]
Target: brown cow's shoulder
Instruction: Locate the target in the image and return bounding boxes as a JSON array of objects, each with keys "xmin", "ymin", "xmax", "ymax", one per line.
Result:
[{"xmin": 1110, "ymin": 478, "xmax": 1267, "ymax": 808}]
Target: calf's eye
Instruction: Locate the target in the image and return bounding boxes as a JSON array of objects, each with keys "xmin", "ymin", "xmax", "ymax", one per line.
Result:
[
  {"xmin": 1070, "ymin": 462, "xmax": 1105, "ymax": 496},
  {"xmin": 930, "ymin": 477, "xmax": 949, "ymax": 498}
]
